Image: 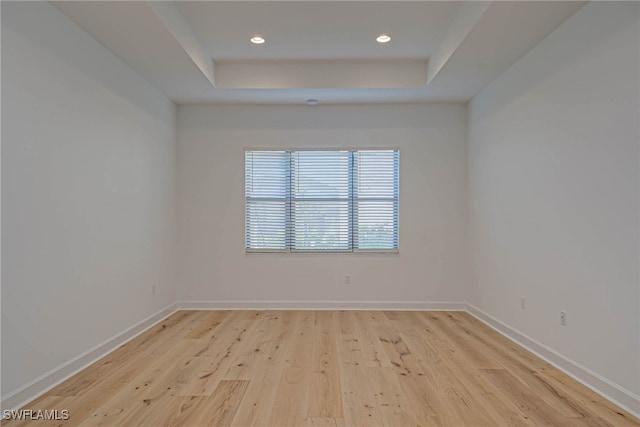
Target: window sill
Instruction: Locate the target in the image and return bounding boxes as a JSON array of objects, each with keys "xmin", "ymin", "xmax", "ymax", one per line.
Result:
[{"xmin": 245, "ymin": 249, "xmax": 399, "ymax": 255}]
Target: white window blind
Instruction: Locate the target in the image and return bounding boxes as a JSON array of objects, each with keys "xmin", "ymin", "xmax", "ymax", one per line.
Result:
[
  {"xmin": 245, "ymin": 149, "xmax": 399, "ymax": 252},
  {"xmin": 244, "ymin": 151, "xmax": 289, "ymax": 250}
]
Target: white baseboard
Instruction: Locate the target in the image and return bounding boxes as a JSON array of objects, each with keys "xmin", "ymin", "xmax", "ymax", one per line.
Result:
[
  {"xmin": 1, "ymin": 303, "xmax": 178, "ymax": 412},
  {"xmin": 177, "ymin": 300, "xmax": 467, "ymax": 311},
  {"xmin": 466, "ymin": 304, "xmax": 640, "ymax": 419}
]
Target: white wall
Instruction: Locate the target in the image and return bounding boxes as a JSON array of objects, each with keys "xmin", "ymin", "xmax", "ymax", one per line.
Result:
[
  {"xmin": 468, "ymin": 0, "xmax": 639, "ymax": 402},
  {"xmin": 177, "ymin": 104, "xmax": 467, "ymax": 305},
  {"xmin": 1, "ymin": 1, "xmax": 177, "ymax": 397}
]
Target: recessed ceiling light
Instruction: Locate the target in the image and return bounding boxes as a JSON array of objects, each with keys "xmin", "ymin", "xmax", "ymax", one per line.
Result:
[
  {"xmin": 250, "ymin": 36, "xmax": 265, "ymax": 45},
  {"xmin": 376, "ymin": 34, "xmax": 391, "ymax": 43}
]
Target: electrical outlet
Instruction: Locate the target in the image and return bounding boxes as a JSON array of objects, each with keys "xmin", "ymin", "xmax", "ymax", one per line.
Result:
[
  {"xmin": 344, "ymin": 275, "xmax": 351, "ymax": 284},
  {"xmin": 520, "ymin": 297, "xmax": 526, "ymax": 310},
  {"xmin": 560, "ymin": 311, "xmax": 567, "ymax": 326}
]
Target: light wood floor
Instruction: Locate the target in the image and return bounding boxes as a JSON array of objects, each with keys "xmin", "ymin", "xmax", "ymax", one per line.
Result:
[{"xmin": 4, "ymin": 310, "xmax": 639, "ymax": 427}]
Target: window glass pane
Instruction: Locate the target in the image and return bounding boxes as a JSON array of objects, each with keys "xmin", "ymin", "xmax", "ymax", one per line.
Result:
[
  {"xmin": 245, "ymin": 201, "xmax": 287, "ymax": 249},
  {"xmin": 291, "ymin": 201, "xmax": 350, "ymax": 250},
  {"xmin": 291, "ymin": 151, "xmax": 350, "ymax": 198},
  {"xmin": 355, "ymin": 150, "xmax": 397, "ymax": 198},
  {"xmin": 291, "ymin": 151, "xmax": 351, "ymax": 250},
  {"xmin": 245, "ymin": 151, "xmax": 289, "ymax": 250},
  {"xmin": 245, "ymin": 151, "xmax": 289, "ymax": 198},
  {"xmin": 353, "ymin": 150, "xmax": 399, "ymax": 250},
  {"xmin": 355, "ymin": 200, "xmax": 397, "ymax": 249}
]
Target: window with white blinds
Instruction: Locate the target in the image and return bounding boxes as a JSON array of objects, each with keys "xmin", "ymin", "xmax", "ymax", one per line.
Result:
[{"xmin": 245, "ymin": 149, "xmax": 399, "ymax": 252}]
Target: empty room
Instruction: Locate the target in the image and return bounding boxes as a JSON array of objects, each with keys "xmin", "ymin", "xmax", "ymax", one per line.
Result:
[{"xmin": 1, "ymin": 0, "xmax": 639, "ymax": 426}]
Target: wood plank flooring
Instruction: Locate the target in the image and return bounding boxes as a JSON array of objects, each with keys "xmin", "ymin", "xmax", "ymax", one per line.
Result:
[{"xmin": 3, "ymin": 311, "xmax": 639, "ymax": 426}]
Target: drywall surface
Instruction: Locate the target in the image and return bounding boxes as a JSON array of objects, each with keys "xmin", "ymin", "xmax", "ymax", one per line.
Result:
[
  {"xmin": 177, "ymin": 104, "xmax": 468, "ymax": 304},
  {"xmin": 2, "ymin": 2, "xmax": 177, "ymax": 396},
  {"xmin": 468, "ymin": 2, "xmax": 639, "ymax": 396}
]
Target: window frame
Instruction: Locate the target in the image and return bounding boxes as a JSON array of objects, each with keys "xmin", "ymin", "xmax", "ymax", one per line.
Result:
[{"xmin": 244, "ymin": 147, "xmax": 400, "ymax": 254}]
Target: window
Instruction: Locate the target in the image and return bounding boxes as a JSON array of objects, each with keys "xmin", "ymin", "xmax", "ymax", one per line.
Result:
[{"xmin": 245, "ymin": 149, "xmax": 399, "ymax": 252}]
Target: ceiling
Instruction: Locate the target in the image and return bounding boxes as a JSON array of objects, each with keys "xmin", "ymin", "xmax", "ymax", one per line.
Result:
[{"xmin": 52, "ymin": 1, "xmax": 586, "ymax": 105}]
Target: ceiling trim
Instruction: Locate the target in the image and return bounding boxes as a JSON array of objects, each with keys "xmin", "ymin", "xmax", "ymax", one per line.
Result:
[
  {"xmin": 214, "ymin": 59, "xmax": 428, "ymax": 89},
  {"xmin": 146, "ymin": 0, "xmax": 216, "ymax": 87},
  {"xmin": 427, "ymin": 1, "xmax": 491, "ymax": 85}
]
